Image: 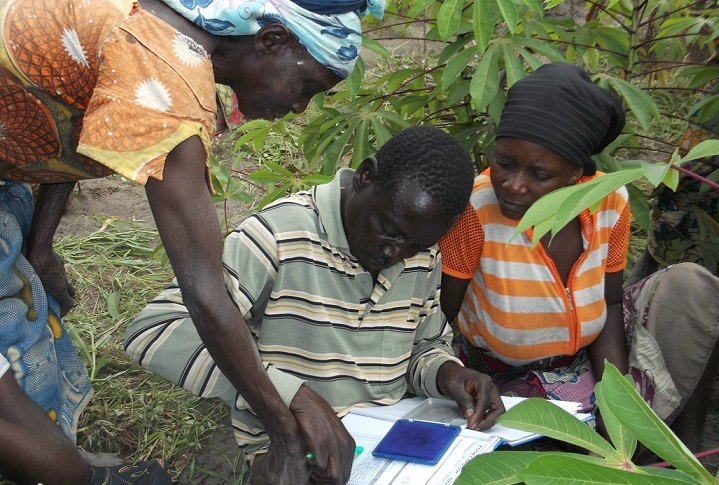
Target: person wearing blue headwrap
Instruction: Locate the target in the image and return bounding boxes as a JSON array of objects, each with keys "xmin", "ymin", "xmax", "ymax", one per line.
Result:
[
  {"xmin": 162, "ymin": 0, "xmax": 385, "ymax": 79},
  {"xmin": 0, "ymin": 0, "xmax": 383, "ymax": 482}
]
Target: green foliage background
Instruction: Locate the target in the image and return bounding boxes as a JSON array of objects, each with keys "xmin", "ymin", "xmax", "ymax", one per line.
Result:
[{"xmin": 221, "ymin": 0, "xmax": 719, "ymax": 243}]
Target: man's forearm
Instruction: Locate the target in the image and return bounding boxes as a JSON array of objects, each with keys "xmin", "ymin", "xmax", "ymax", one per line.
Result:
[{"xmin": 26, "ymin": 182, "xmax": 75, "ymax": 253}]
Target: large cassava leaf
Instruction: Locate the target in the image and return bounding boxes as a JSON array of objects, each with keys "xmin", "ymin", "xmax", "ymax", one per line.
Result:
[
  {"xmin": 605, "ymin": 76, "xmax": 659, "ymax": 132},
  {"xmin": 512, "ymin": 168, "xmax": 643, "ymax": 245},
  {"xmin": 601, "ymin": 364, "xmax": 716, "ymax": 482},
  {"xmin": 496, "ymin": 398, "xmax": 620, "ymax": 459},
  {"xmin": 594, "ymin": 381, "xmax": 637, "ymax": 462},
  {"xmin": 441, "ymin": 47, "xmax": 477, "ymax": 92},
  {"xmin": 474, "ymin": 0, "xmax": 494, "ymax": 53},
  {"xmin": 437, "ymin": 0, "xmax": 463, "ymax": 41},
  {"xmin": 470, "ymin": 44, "xmax": 499, "ymax": 114},
  {"xmin": 550, "ymin": 168, "xmax": 644, "ymax": 234},
  {"xmin": 456, "ymin": 451, "xmax": 571, "ymax": 485},
  {"xmin": 518, "ymin": 454, "xmax": 697, "ymax": 484},
  {"xmin": 681, "ymin": 140, "xmax": 719, "ymax": 163},
  {"xmin": 495, "ymin": 0, "xmax": 518, "ymax": 33}
]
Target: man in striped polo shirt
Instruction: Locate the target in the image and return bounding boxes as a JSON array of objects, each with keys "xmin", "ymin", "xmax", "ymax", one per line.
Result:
[{"xmin": 125, "ymin": 126, "xmax": 505, "ymax": 484}]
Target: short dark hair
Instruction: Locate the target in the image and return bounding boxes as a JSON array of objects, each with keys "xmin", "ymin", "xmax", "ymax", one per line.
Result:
[{"xmin": 374, "ymin": 126, "xmax": 475, "ymax": 217}]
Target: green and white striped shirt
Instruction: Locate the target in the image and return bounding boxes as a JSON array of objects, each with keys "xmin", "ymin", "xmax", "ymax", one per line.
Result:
[{"xmin": 124, "ymin": 168, "xmax": 460, "ymax": 453}]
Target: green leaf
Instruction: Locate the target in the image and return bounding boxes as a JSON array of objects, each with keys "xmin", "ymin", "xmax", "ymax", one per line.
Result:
[
  {"xmin": 262, "ymin": 160, "xmax": 294, "ymax": 177},
  {"xmin": 641, "ymin": 160, "xmax": 672, "ymax": 187},
  {"xmin": 246, "ymin": 170, "xmax": 291, "ymax": 184},
  {"xmin": 361, "ymin": 35, "xmax": 391, "ymax": 60},
  {"xmin": 408, "ymin": 0, "xmax": 436, "ymax": 18},
  {"xmin": 441, "ymin": 47, "xmax": 477, "ymax": 92},
  {"xmin": 497, "ymin": 398, "xmax": 620, "ymax": 459},
  {"xmin": 601, "ymin": 363, "xmax": 716, "ymax": 481},
  {"xmin": 698, "ymin": 166, "xmax": 719, "ymax": 199},
  {"xmin": 501, "ymin": 44, "xmax": 526, "ymax": 87},
  {"xmin": 663, "ymin": 166, "xmax": 680, "ymax": 191},
  {"xmin": 550, "ymin": 169, "xmax": 644, "ymax": 235},
  {"xmin": 346, "ymin": 56, "xmax": 364, "ymax": 99},
  {"xmin": 456, "ymin": 451, "xmax": 560, "ymax": 485},
  {"xmin": 519, "ymin": 454, "xmax": 696, "ymax": 484},
  {"xmin": 322, "ymin": 125, "xmax": 355, "ymax": 175},
  {"xmin": 437, "ymin": 0, "xmax": 464, "ymax": 41},
  {"xmin": 605, "ymin": 76, "xmax": 659, "ymax": 131},
  {"xmin": 677, "ymin": 65, "xmax": 719, "ymax": 89},
  {"xmin": 106, "ymin": 290, "xmax": 120, "ymax": 319},
  {"xmin": 470, "ymin": 45, "xmax": 499, "ymax": 114},
  {"xmin": 351, "ymin": 120, "xmax": 370, "ymax": 168},
  {"xmin": 627, "ymin": 183, "xmax": 650, "ymax": 232},
  {"xmin": 511, "ymin": 169, "xmax": 643, "ymax": 244},
  {"xmin": 595, "ymin": 381, "xmax": 637, "ymax": 460},
  {"xmin": 256, "ymin": 181, "xmax": 292, "ymax": 209},
  {"xmin": 474, "ymin": 0, "xmax": 494, "ymax": 53},
  {"xmin": 496, "ymin": 0, "xmax": 519, "ymax": 33},
  {"xmin": 369, "ymin": 116, "xmax": 393, "ymax": 146},
  {"xmin": 680, "ymin": 140, "xmax": 719, "ymax": 164}
]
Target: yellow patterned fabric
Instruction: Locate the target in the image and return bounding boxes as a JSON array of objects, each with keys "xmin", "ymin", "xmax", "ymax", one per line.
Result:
[{"xmin": 0, "ymin": 0, "xmax": 216, "ymax": 184}]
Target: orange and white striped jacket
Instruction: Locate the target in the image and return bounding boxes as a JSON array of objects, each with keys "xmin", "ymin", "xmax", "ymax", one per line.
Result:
[{"xmin": 439, "ymin": 170, "xmax": 631, "ymax": 366}]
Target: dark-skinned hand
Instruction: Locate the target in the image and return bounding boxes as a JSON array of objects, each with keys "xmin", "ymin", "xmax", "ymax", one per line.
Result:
[
  {"xmin": 256, "ymin": 433, "xmax": 313, "ymax": 485},
  {"xmin": 436, "ymin": 361, "xmax": 505, "ymax": 430},
  {"xmin": 289, "ymin": 384, "xmax": 355, "ymax": 485},
  {"xmin": 26, "ymin": 247, "xmax": 75, "ymax": 316}
]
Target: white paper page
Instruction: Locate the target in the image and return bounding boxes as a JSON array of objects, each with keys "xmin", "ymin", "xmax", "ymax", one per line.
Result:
[
  {"xmin": 348, "ymin": 397, "xmax": 425, "ymax": 422},
  {"xmin": 343, "ymin": 413, "xmax": 500, "ymax": 485}
]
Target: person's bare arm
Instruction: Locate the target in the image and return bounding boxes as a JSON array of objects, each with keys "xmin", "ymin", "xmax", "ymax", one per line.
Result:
[
  {"xmin": 25, "ymin": 182, "xmax": 76, "ymax": 316},
  {"xmin": 144, "ymin": 136, "xmax": 310, "ymax": 483},
  {"xmin": 586, "ymin": 270, "xmax": 628, "ymax": 380},
  {"xmin": 0, "ymin": 371, "xmax": 89, "ymax": 485},
  {"xmin": 440, "ymin": 273, "xmax": 470, "ymax": 324}
]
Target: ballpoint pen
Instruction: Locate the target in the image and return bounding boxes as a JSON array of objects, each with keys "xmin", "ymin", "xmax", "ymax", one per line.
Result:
[{"xmin": 306, "ymin": 446, "xmax": 364, "ymax": 461}]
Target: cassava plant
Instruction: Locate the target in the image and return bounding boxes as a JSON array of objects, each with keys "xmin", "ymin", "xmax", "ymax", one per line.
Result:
[
  {"xmin": 228, "ymin": 0, "xmax": 719, "ymax": 233},
  {"xmin": 455, "ymin": 361, "xmax": 718, "ymax": 484}
]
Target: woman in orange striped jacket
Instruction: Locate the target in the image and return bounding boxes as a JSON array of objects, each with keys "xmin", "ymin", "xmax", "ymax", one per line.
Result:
[{"xmin": 439, "ymin": 62, "xmax": 719, "ymax": 453}]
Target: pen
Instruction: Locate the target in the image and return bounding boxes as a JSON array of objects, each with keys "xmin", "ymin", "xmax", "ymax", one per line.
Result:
[{"xmin": 306, "ymin": 446, "xmax": 364, "ymax": 461}]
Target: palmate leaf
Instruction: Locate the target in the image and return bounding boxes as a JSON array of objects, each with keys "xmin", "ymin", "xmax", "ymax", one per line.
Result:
[
  {"xmin": 518, "ymin": 454, "xmax": 697, "ymax": 484},
  {"xmin": 601, "ymin": 364, "xmax": 716, "ymax": 482},
  {"xmin": 594, "ymin": 381, "xmax": 637, "ymax": 461},
  {"xmin": 496, "ymin": 398, "xmax": 620, "ymax": 460},
  {"xmin": 513, "ymin": 168, "xmax": 644, "ymax": 246},
  {"xmin": 456, "ymin": 451, "xmax": 568, "ymax": 485}
]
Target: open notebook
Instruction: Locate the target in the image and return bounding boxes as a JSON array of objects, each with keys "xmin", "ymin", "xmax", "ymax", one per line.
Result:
[{"xmin": 342, "ymin": 396, "xmax": 594, "ymax": 485}]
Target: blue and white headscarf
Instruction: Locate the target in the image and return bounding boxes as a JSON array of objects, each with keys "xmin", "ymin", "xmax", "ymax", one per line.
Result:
[{"xmin": 161, "ymin": 0, "xmax": 385, "ymax": 79}]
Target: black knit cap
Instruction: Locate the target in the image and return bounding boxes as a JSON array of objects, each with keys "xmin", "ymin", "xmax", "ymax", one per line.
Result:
[{"xmin": 496, "ymin": 62, "xmax": 625, "ymax": 175}]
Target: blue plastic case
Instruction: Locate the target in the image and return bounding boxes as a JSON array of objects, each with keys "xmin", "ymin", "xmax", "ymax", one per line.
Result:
[{"xmin": 371, "ymin": 419, "xmax": 461, "ymax": 465}]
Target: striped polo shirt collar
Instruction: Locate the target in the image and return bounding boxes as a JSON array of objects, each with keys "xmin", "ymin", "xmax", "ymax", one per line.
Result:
[{"xmin": 314, "ymin": 167, "xmax": 354, "ymax": 253}]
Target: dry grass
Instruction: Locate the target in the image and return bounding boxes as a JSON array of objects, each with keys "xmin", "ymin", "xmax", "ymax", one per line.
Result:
[{"xmin": 56, "ymin": 218, "xmax": 232, "ymax": 481}]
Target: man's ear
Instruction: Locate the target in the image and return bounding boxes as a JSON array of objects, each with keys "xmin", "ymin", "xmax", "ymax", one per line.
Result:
[
  {"xmin": 354, "ymin": 156, "xmax": 379, "ymax": 190},
  {"xmin": 254, "ymin": 23, "xmax": 294, "ymax": 55}
]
